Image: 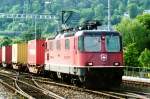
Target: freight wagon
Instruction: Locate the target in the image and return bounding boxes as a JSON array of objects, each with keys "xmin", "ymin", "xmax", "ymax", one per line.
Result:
[
  {"xmin": 12, "ymin": 43, "xmax": 28, "ymax": 70},
  {"xmin": 27, "ymin": 39, "xmax": 45, "ymax": 74},
  {"xmin": 2, "ymin": 46, "xmax": 12, "ymax": 67},
  {"xmin": 0, "ymin": 48, "xmax": 2, "ymax": 65}
]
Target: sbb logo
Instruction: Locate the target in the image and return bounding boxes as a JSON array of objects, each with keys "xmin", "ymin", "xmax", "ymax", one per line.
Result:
[{"xmin": 100, "ymin": 54, "xmax": 107, "ymax": 61}]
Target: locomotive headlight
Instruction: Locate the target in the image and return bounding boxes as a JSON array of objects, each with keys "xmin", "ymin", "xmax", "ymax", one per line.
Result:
[
  {"xmin": 114, "ymin": 62, "xmax": 120, "ymax": 66},
  {"xmin": 101, "ymin": 35, "xmax": 105, "ymax": 40},
  {"xmin": 88, "ymin": 62, "xmax": 93, "ymax": 66}
]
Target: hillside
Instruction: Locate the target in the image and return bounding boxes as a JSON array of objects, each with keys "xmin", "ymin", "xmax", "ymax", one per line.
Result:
[{"xmin": 0, "ymin": 0, "xmax": 149, "ymax": 35}]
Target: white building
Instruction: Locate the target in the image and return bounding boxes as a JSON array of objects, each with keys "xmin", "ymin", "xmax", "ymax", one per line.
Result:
[
  {"xmin": 143, "ymin": 10, "xmax": 150, "ymax": 14},
  {"xmin": 123, "ymin": 12, "xmax": 129, "ymax": 18}
]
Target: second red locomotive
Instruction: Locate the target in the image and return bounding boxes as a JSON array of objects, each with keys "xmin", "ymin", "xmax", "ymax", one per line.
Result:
[{"xmin": 44, "ymin": 29, "xmax": 123, "ymax": 88}]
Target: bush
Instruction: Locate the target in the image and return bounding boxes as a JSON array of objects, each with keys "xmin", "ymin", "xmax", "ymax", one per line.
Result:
[
  {"xmin": 124, "ymin": 43, "xmax": 140, "ymax": 67},
  {"xmin": 138, "ymin": 48, "xmax": 150, "ymax": 68}
]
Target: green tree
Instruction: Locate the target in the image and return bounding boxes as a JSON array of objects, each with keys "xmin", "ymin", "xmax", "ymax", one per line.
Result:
[
  {"xmin": 124, "ymin": 43, "xmax": 140, "ymax": 66},
  {"xmin": 118, "ymin": 3, "xmax": 126, "ymax": 15},
  {"xmin": 0, "ymin": 0, "xmax": 150, "ymax": 37},
  {"xmin": 137, "ymin": 14, "xmax": 150, "ymax": 30},
  {"xmin": 0, "ymin": 37, "xmax": 12, "ymax": 46},
  {"xmin": 128, "ymin": 3, "xmax": 138, "ymax": 18},
  {"xmin": 20, "ymin": 28, "xmax": 35, "ymax": 42},
  {"xmin": 111, "ymin": 15, "xmax": 121, "ymax": 25},
  {"xmin": 80, "ymin": 8, "xmax": 94, "ymax": 21},
  {"xmin": 138, "ymin": 48, "xmax": 150, "ymax": 67},
  {"xmin": 12, "ymin": 37, "xmax": 23, "ymax": 44},
  {"xmin": 94, "ymin": 4, "xmax": 105, "ymax": 20},
  {"xmin": 143, "ymin": 0, "xmax": 150, "ymax": 9},
  {"xmin": 20, "ymin": 27, "xmax": 42, "ymax": 42},
  {"xmin": 116, "ymin": 18, "xmax": 148, "ymax": 51},
  {"xmin": 136, "ymin": 14, "xmax": 150, "ymax": 50}
]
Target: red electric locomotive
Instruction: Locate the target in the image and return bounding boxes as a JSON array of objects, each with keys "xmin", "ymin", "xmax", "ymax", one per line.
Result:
[{"xmin": 45, "ymin": 21, "xmax": 124, "ymax": 88}]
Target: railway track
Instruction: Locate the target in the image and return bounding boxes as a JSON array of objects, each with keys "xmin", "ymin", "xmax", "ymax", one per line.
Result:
[
  {"xmin": 0, "ymin": 71, "xmax": 65, "ymax": 99},
  {"xmin": 119, "ymin": 84, "xmax": 150, "ymax": 98},
  {"xmin": 0, "ymin": 72, "xmax": 33, "ymax": 98},
  {"xmin": 0, "ymin": 68, "xmax": 149, "ymax": 99},
  {"xmin": 33, "ymin": 77, "xmax": 149, "ymax": 99}
]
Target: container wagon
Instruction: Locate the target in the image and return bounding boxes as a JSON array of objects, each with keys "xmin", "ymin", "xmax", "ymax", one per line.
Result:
[
  {"xmin": 0, "ymin": 48, "xmax": 2, "ymax": 66},
  {"xmin": 2, "ymin": 46, "xmax": 12, "ymax": 67},
  {"xmin": 12, "ymin": 43, "xmax": 28, "ymax": 70},
  {"xmin": 27, "ymin": 39, "xmax": 45, "ymax": 74}
]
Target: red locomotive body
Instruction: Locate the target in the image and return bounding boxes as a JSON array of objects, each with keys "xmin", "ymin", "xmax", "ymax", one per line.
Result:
[
  {"xmin": 28, "ymin": 39, "xmax": 45, "ymax": 73},
  {"xmin": 0, "ymin": 48, "xmax": 2, "ymax": 65},
  {"xmin": 2, "ymin": 46, "xmax": 12, "ymax": 67},
  {"xmin": 45, "ymin": 30, "xmax": 124, "ymax": 88}
]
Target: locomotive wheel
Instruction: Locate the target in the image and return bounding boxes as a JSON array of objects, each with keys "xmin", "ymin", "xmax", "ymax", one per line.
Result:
[
  {"xmin": 24, "ymin": 66, "xmax": 29, "ymax": 72},
  {"xmin": 51, "ymin": 72, "xmax": 59, "ymax": 80},
  {"xmin": 71, "ymin": 78, "xmax": 78, "ymax": 86},
  {"xmin": 111, "ymin": 74, "xmax": 122, "ymax": 88},
  {"xmin": 70, "ymin": 76, "xmax": 82, "ymax": 86},
  {"xmin": 61, "ymin": 74, "xmax": 71, "ymax": 84},
  {"xmin": 57, "ymin": 72, "xmax": 62, "ymax": 79},
  {"xmin": 43, "ymin": 70, "xmax": 50, "ymax": 77},
  {"xmin": 2, "ymin": 63, "xmax": 7, "ymax": 68}
]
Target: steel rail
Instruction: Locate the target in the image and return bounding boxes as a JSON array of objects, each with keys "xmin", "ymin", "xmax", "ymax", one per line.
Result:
[
  {"xmin": 0, "ymin": 73, "xmax": 34, "ymax": 99},
  {"xmin": 14, "ymin": 79, "xmax": 35, "ymax": 99},
  {"xmin": 35, "ymin": 78, "xmax": 150, "ymax": 99},
  {"xmin": 15, "ymin": 76, "xmax": 55, "ymax": 99},
  {"xmin": 32, "ymin": 77, "xmax": 65, "ymax": 99},
  {"xmin": 0, "ymin": 72, "xmax": 55, "ymax": 99},
  {"xmin": 1, "ymin": 68, "xmax": 149, "ymax": 98},
  {"xmin": 102, "ymin": 90, "xmax": 148, "ymax": 99},
  {"xmin": 34, "ymin": 79, "xmax": 125, "ymax": 99},
  {"xmin": 111, "ymin": 87, "xmax": 150, "ymax": 99}
]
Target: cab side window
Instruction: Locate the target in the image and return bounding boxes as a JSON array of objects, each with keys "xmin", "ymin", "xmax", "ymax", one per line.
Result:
[
  {"xmin": 78, "ymin": 36, "xmax": 84, "ymax": 51},
  {"xmin": 56, "ymin": 40, "xmax": 61, "ymax": 50},
  {"xmin": 50, "ymin": 41, "xmax": 53, "ymax": 50},
  {"xmin": 65, "ymin": 39, "xmax": 70, "ymax": 50}
]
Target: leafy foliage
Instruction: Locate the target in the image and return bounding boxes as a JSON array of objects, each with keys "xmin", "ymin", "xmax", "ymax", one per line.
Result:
[
  {"xmin": 0, "ymin": 37, "xmax": 12, "ymax": 46},
  {"xmin": 0, "ymin": 0, "xmax": 149, "ymax": 35},
  {"xmin": 116, "ymin": 14, "xmax": 150, "ymax": 67},
  {"xmin": 124, "ymin": 43, "xmax": 140, "ymax": 66},
  {"xmin": 138, "ymin": 48, "xmax": 150, "ymax": 67},
  {"xmin": 20, "ymin": 27, "xmax": 42, "ymax": 42},
  {"xmin": 116, "ymin": 17, "xmax": 149, "ymax": 51},
  {"xmin": 128, "ymin": 3, "xmax": 138, "ymax": 18},
  {"xmin": 137, "ymin": 14, "xmax": 150, "ymax": 30}
]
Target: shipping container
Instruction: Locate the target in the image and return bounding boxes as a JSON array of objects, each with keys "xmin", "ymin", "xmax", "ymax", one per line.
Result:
[
  {"xmin": 0, "ymin": 48, "xmax": 2, "ymax": 65},
  {"xmin": 12, "ymin": 43, "xmax": 28, "ymax": 69},
  {"xmin": 27, "ymin": 39, "xmax": 45, "ymax": 73},
  {"xmin": 2, "ymin": 46, "xmax": 12, "ymax": 67}
]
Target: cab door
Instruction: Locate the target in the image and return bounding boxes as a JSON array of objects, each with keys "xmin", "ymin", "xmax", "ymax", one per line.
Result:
[
  {"xmin": 74, "ymin": 36, "xmax": 83, "ymax": 66},
  {"xmin": 73, "ymin": 37, "xmax": 78, "ymax": 65}
]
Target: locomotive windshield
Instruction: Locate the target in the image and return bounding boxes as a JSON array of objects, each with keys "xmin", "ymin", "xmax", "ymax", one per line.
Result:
[
  {"xmin": 84, "ymin": 36, "xmax": 101, "ymax": 52},
  {"xmin": 78, "ymin": 32, "xmax": 121, "ymax": 52},
  {"xmin": 78, "ymin": 35, "xmax": 101, "ymax": 52},
  {"xmin": 106, "ymin": 35, "xmax": 120, "ymax": 52}
]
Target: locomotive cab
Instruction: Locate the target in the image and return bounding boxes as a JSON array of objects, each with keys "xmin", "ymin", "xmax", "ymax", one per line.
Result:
[
  {"xmin": 75, "ymin": 30, "xmax": 124, "ymax": 88},
  {"xmin": 76, "ymin": 31, "xmax": 123, "ymax": 66}
]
